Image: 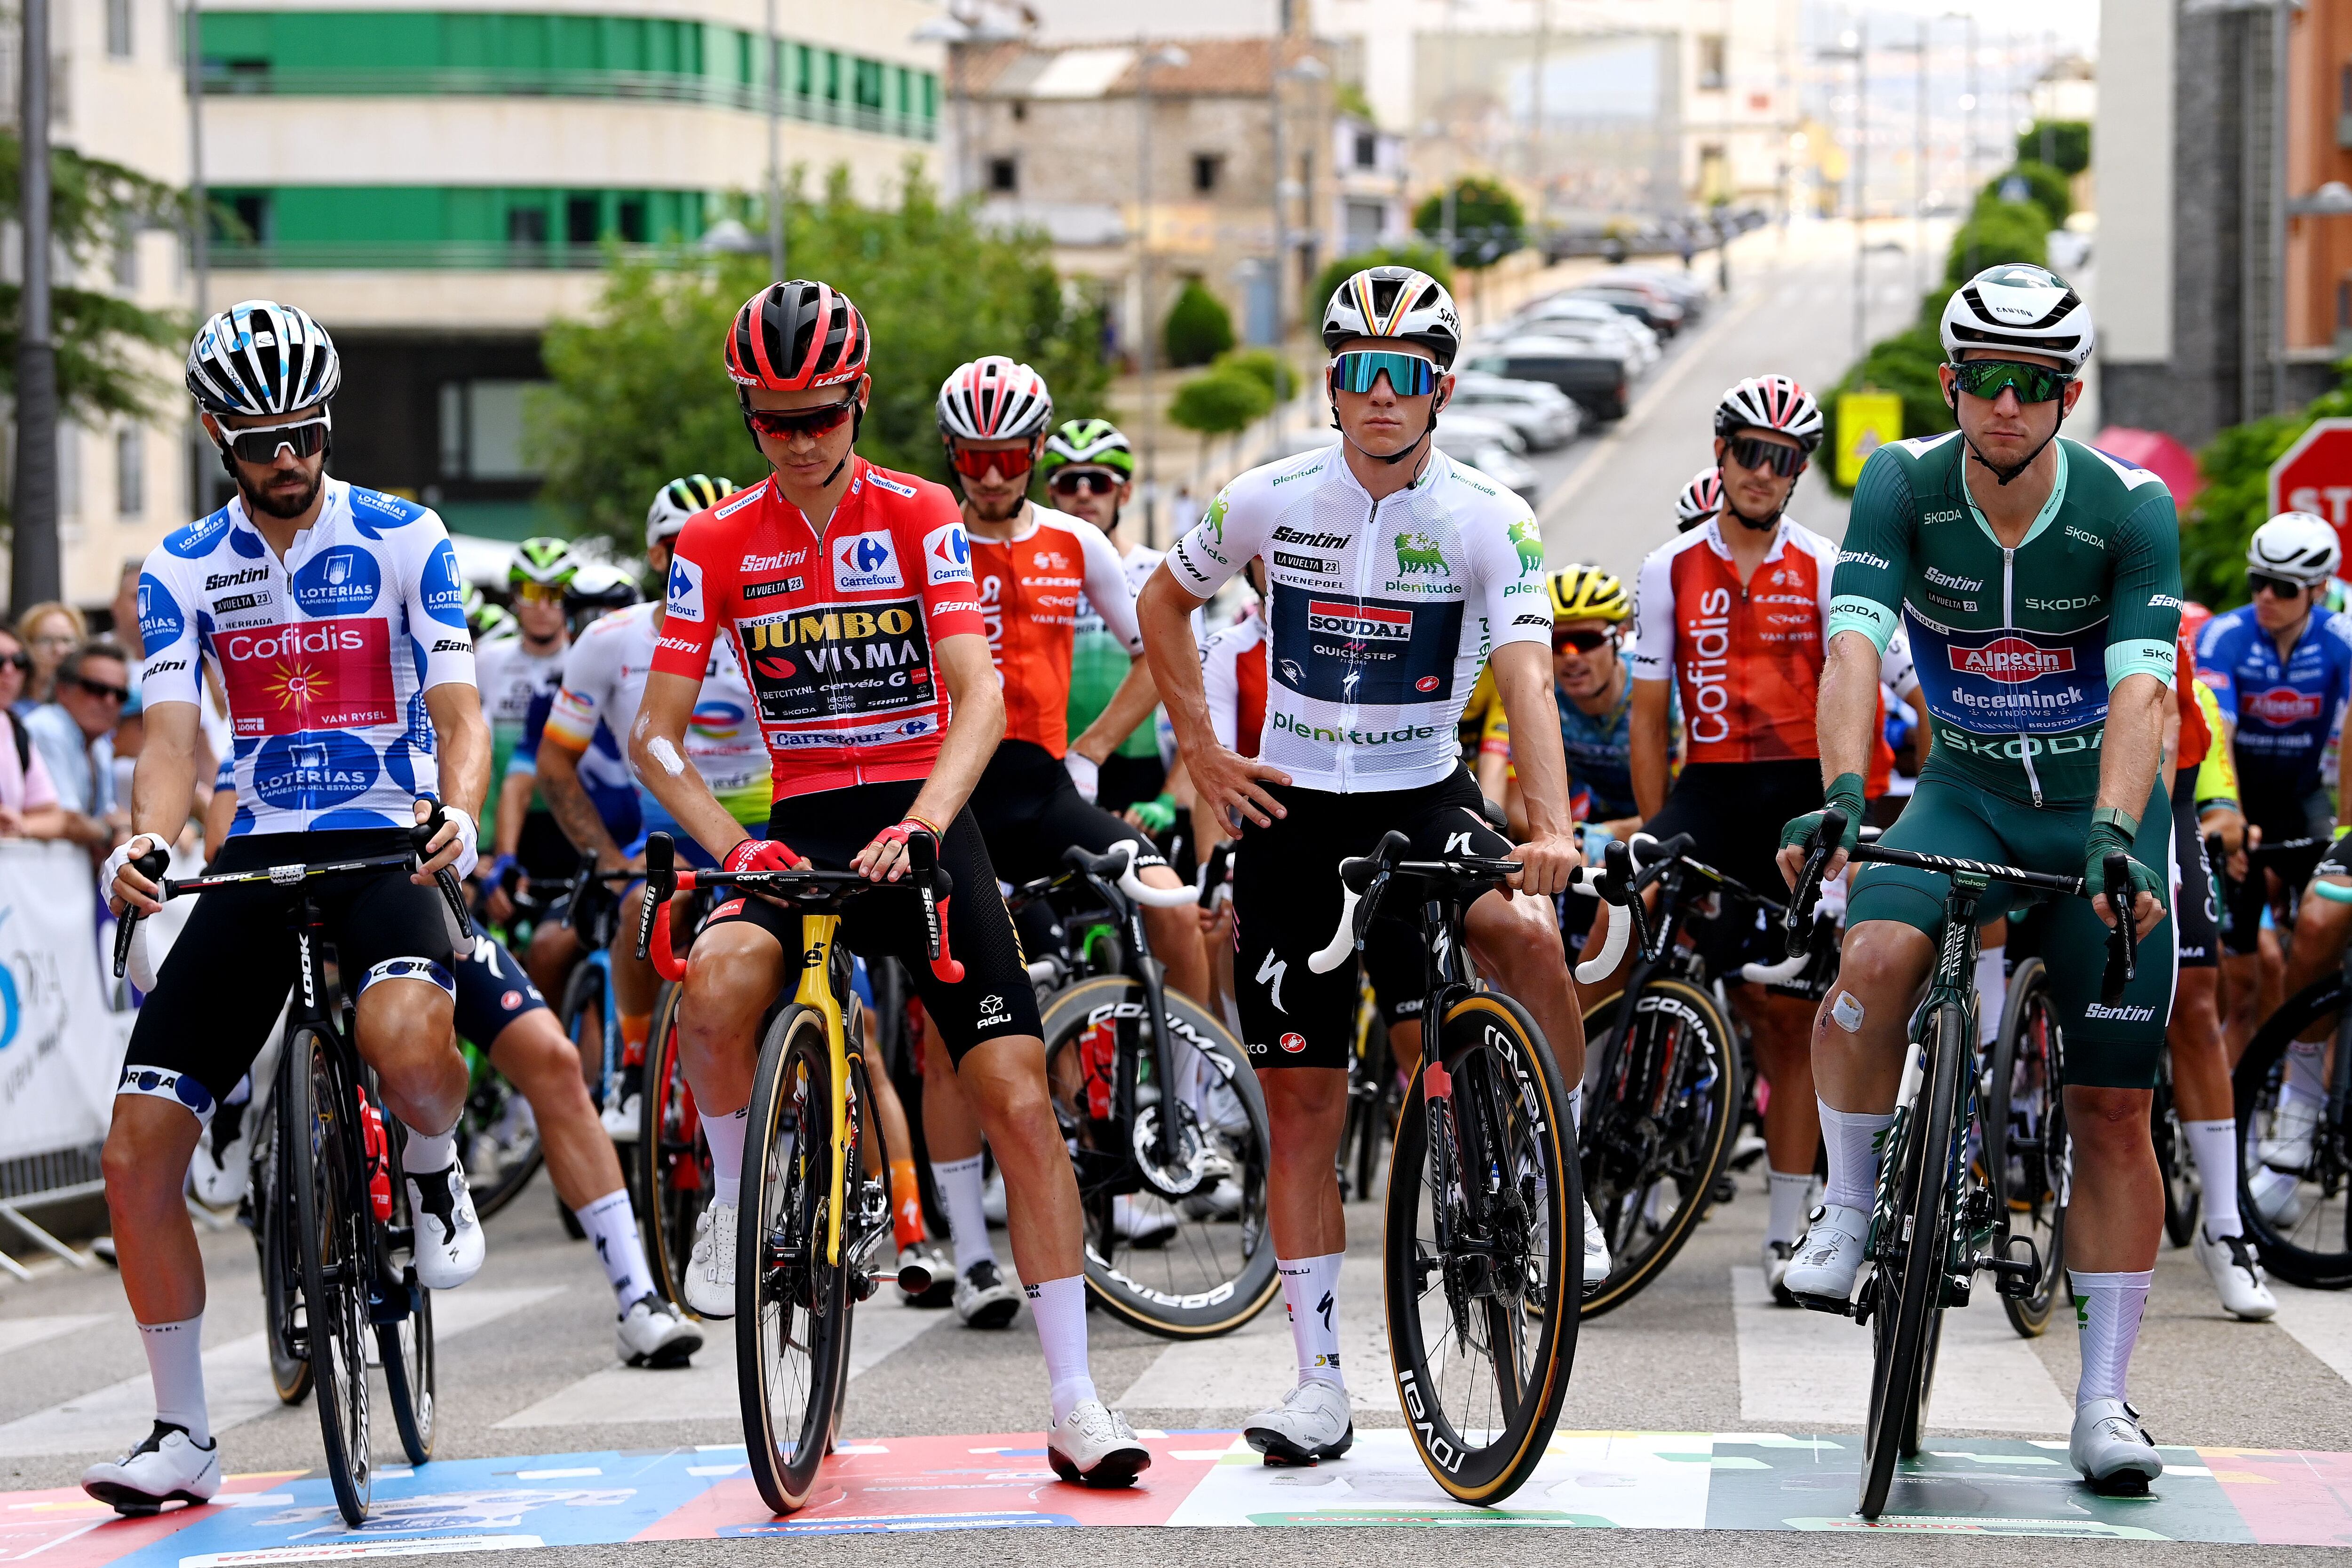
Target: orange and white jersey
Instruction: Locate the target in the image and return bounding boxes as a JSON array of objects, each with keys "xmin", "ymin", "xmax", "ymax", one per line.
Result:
[{"xmin": 967, "ymin": 504, "xmax": 1141, "ymax": 757}]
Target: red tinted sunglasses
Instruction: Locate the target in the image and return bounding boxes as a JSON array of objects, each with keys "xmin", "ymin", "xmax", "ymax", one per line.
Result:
[
  {"xmin": 947, "ymin": 441, "xmax": 1038, "ymax": 481},
  {"xmin": 746, "ymin": 396, "xmax": 859, "ymax": 442}
]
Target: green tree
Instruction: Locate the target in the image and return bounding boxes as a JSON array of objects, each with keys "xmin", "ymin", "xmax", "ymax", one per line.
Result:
[
  {"xmin": 1168, "ymin": 364, "xmax": 1273, "ymax": 437},
  {"xmin": 1216, "ymin": 346, "xmax": 1295, "ymax": 402},
  {"xmin": 1414, "ymin": 176, "xmax": 1525, "ymax": 269},
  {"xmin": 1310, "ymin": 242, "xmax": 1454, "ymax": 319},
  {"xmin": 532, "ymin": 163, "xmax": 1110, "ymax": 552},
  {"xmin": 1945, "ymin": 196, "xmax": 2050, "ymax": 287},
  {"xmin": 1995, "ymin": 160, "xmax": 2073, "ymax": 229},
  {"xmin": 1163, "ymin": 279, "xmax": 1235, "ymax": 368},
  {"xmin": 2015, "ymin": 119, "xmax": 2091, "ymax": 177},
  {"xmin": 2178, "ymin": 366, "xmax": 2352, "ymax": 608}
]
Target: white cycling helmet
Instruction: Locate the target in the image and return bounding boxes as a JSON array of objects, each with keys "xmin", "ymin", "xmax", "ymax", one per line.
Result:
[
  {"xmin": 1320, "ymin": 265, "xmax": 1462, "ymax": 369},
  {"xmin": 1675, "ymin": 466, "xmax": 1722, "ymax": 531},
  {"xmin": 2248, "ymin": 511, "xmax": 2343, "ymax": 586},
  {"xmin": 186, "ymin": 299, "xmax": 341, "ymax": 416},
  {"xmin": 937, "ymin": 356, "xmax": 1055, "ymax": 443},
  {"xmin": 1939, "ymin": 262, "xmax": 2095, "ymax": 372},
  {"xmin": 1712, "ymin": 374, "xmax": 1824, "ymax": 453}
]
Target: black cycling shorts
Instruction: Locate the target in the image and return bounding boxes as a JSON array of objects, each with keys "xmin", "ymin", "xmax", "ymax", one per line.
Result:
[
  {"xmin": 1641, "ymin": 758, "xmax": 1823, "ymax": 974},
  {"xmin": 2224, "ymin": 784, "xmax": 2334, "ymax": 955},
  {"xmin": 1232, "ymin": 769, "xmax": 1511, "ymax": 1071},
  {"xmin": 707, "ymin": 781, "xmax": 1040, "ymax": 1066},
  {"xmin": 969, "ymin": 739, "xmax": 1167, "ymax": 885},
  {"xmin": 119, "ymin": 830, "xmax": 457, "ymax": 1127},
  {"xmin": 2172, "ymin": 772, "xmax": 2218, "ymax": 971},
  {"xmin": 453, "ymin": 933, "xmax": 549, "ymax": 1048}
]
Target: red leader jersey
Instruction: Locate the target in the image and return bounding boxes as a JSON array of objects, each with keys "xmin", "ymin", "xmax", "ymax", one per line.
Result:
[{"xmin": 652, "ymin": 459, "xmax": 984, "ymax": 800}]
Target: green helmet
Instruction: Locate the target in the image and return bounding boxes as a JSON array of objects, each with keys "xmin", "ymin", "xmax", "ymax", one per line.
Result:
[
  {"xmin": 1038, "ymin": 418, "xmax": 1135, "ymax": 480},
  {"xmin": 509, "ymin": 536, "xmax": 579, "ymax": 589}
]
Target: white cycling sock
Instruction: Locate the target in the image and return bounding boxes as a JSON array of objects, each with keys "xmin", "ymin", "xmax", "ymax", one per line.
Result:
[
  {"xmin": 1974, "ymin": 949, "xmax": 2007, "ymax": 1045},
  {"xmin": 1766, "ymin": 1169, "xmax": 1812, "ymax": 1247},
  {"xmin": 704, "ymin": 1106, "xmax": 748, "ymax": 1207},
  {"xmin": 1566, "ymin": 1085, "xmax": 1582, "ymax": 1134},
  {"xmin": 1026, "ymin": 1274, "xmax": 1095, "ymax": 1425},
  {"xmin": 2284, "ymin": 1040, "xmax": 2328, "ymax": 1107},
  {"xmin": 1278, "ymin": 1252, "xmax": 1346, "ymax": 1390},
  {"xmin": 399, "ymin": 1124, "xmax": 455, "ymax": 1174},
  {"xmin": 140, "ymin": 1315, "xmax": 211, "ymax": 1445},
  {"xmin": 2182, "ymin": 1119, "xmax": 2243, "ymax": 1239},
  {"xmin": 932, "ymin": 1154, "xmax": 997, "ymax": 1272},
  {"xmin": 2072, "ymin": 1269, "xmax": 2152, "ymax": 1406},
  {"xmin": 574, "ymin": 1188, "xmax": 657, "ymax": 1308},
  {"xmin": 1819, "ymin": 1102, "xmax": 1895, "ymax": 1215}
]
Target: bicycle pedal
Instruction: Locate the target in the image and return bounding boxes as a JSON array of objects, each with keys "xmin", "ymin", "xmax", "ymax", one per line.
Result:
[{"xmin": 1790, "ymin": 1291, "xmax": 1856, "ymax": 1319}]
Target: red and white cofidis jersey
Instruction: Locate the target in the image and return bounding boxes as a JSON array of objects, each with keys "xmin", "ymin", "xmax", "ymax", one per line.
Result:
[
  {"xmin": 1628, "ymin": 517, "xmax": 1837, "ymax": 764},
  {"xmin": 1201, "ymin": 610, "xmax": 1269, "ymax": 758},
  {"xmin": 652, "ymin": 459, "xmax": 983, "ymax": 800},
  {"xmin": 136, "ymin": 478, "xmax": 475, "ymax": 837},
  {"xmin": 967, "ymin": 506, "xmax": 1142, "ymax": 757}
]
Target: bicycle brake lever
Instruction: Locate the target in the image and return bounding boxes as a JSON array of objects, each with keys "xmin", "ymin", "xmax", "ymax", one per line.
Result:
[{"xmin": 2099, "ymin": 850, "xmax": 2137, "ymax": 1005}]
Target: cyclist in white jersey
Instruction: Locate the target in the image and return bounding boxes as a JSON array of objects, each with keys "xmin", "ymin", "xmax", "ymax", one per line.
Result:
[
  {"xmin": 89, "ymin": 302, "xmax": 488, "ymax": 1513},
  {"xmin": 1138, "ymin": 266, "xmax": 1597, "ymax": 1465},
  {"xmin": 477, "ymin": 537, "xmax": 579, "ymax": 921}
]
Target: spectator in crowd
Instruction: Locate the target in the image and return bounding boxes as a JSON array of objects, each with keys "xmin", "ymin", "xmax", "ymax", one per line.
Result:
[
  {"xmin": 16, "ymin": 601, "xmax": 87, "ymax": 707},
  {"xmin": 0, "ymin": 626, "xmax": 65, "ymax": 839},
  {"xmin": 27, "ymin": 641, "xmax": 131, "ymax": 852},
  {"xmin": 109, "ymin": 560, "xmax": 144, "ymax": 663}
]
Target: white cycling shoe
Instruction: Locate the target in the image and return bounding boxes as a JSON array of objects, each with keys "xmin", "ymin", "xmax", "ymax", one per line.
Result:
[
  {"xmin": 1112, "ymin": 1193, "xmax": 1178, "ymax": 1246},
  {"xmin": 2192, "ymin": 1227, "xmax": 2278, "ymax": 1321},
  {"xmin": 190, "ymin": 1095, "xmax": 253, "ymax": 1209},
  {"xmin": 599, "ymin": 1093, "xmax": 641, "ymax": 1145},
  {"xmin": 684, "ymin": 1201, "xmax": 737, "ymax": 1319},
  {"xmin": 2251, "ymin": 1166, "xmax": 2313, "ymax": 1230},
  {"xmin": 1761, "ymin": 1238, "xmax": 1798, "ymax": 1305},
  {"xmin": 2070, "ymin": 1398, "xmax": 2163, "ymax": 1490},
  {"xmin": 617, "ymin": 1292, "xmax": 703, "ymax": 1366},
  {"xmin": 81, "ymin": 1422, "xmax": 220, "ymax": 1515},
  {"xmin": 1243, "ymin": 1379, "xmax": 1355, "ymax": 1465},
  {"xmin": 1047, "ymin": 1399, "xmax": 1152, "ymax": 1488},
  {"xmin": 2261, "ymin": 1095, "xmax": 2321, "ymax": 1172},
  {"xmin": 1782, "ymin": 1204, "xmax": 1870, "ymax": 1310},
  {"xmin": 982, "ymin": 1168, "xmax": 1009, "ymax": 1227},
  {"xmin": 1581, "ymin": 1197, "xmax": 1611, "ymax": 1293},
  {"xmin": 405, "ymin": 1164, "xmax": 484, "ymax": 1290}
]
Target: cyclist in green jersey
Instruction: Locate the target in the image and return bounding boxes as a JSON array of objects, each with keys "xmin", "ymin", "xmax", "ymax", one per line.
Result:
[{"xmin": 1774, "ymin": 264, "xmax": 2182, "ymax": 1490}]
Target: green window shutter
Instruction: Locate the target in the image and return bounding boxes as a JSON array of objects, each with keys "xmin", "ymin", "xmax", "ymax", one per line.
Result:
[{"xmin": 552, "ymin": 15, "xmax": 596, "ymax": 71}]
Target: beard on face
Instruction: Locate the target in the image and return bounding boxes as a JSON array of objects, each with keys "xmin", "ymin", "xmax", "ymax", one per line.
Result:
[
  {"xmin": 968, "ymin": 486, "xmax": 1026, "ymax": 523},
  {"xmin": 240, "ymin": 466, "xmax": 324, "ymax": 520}
]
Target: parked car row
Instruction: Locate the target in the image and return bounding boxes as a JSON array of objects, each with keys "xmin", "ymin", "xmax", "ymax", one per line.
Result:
[{"xmin": 1458, "ymin": 264, "xmax": 1713, "ymax": 426}]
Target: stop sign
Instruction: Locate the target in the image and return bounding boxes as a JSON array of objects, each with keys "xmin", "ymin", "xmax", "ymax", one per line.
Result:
[{"xmin": 2269, "ymin": 417, "xmax": 2352, "ymax": 573}]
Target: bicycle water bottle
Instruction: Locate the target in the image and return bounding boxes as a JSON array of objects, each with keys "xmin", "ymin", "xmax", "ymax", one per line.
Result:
[{"xmin": 357, "ymin": 1090, "xmax": 395, "ymax": 1222}]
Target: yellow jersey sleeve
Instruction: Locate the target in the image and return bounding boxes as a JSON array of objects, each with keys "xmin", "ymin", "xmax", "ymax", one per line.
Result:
[{"xmin": 2192, "ymin": 678, "xmax": 2238, "ymax": 811}]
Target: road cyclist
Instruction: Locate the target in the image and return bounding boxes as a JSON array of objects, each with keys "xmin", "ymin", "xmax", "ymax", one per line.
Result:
[
  {"xmin": 1673, "ymin": 465, "xmax": 1721, "ymax": 533},
  {"xmin": 477, "ymin": 538, "xmax": 582, "ymax": 926}
]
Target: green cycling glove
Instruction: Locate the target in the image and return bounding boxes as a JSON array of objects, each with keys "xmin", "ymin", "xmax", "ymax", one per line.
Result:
[
  {"xmin": 1778, "ymin": 772, "xmax": 1868, "ymax": 860},
  {"xmin": 2084, "ymin": 811, "xmax": 2165, "ymax": 922},
  {"xmin": 1130, "ymin": 793, "xmax": 1177, "ymax": 835}
]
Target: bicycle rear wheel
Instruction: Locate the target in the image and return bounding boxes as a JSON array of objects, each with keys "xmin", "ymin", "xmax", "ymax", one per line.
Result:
[
  {"xmin": 737, "ymin": 1004, "xmax": 850, "ymax": 1515},
  {"xmin": 1988, "ymin": 959, "xmax": 2070, "ymax": 1336},
  {"xmin": 253, "ymin": 1079, "xmax": 312, "ymax": 1405},
  {"xmin": 1859, "ymin": 1001, "xmax": 1964, "ymax": 1520},
  {"xmin": 1577, "ymin": 976, "xmax": 1742, "ymax": 1318},
  {"xmin": 457, "ymin": 1052, "xmax": 543, "ymax": 1221},
  {"xmin": 1384, "ymin": 992, "xmax": 1578, "ymax": 1505},
  {"xmin": 2233, "ymin": 980, "xmax": 2352, "ymax": 1289},
  {"xmin": 2153, "ymin": 1053, "xmax": 2198, "ymax": 1248},
  {"xmin": 639, "ymin": 980, "xmax": 710, "ymax": 1310},
  {"xmin": 288, "ymin": 1029, "xmax": 373, "ymax": 1525},
  {"xmin": 1040, "ymin": 976, "xmax": 1278, "ymax": 1338}
]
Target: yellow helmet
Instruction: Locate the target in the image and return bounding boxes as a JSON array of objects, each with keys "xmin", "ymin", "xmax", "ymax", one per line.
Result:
[{"xmin": 1548, "ymin": 563, "xmax": 1629, "ymax": 624}]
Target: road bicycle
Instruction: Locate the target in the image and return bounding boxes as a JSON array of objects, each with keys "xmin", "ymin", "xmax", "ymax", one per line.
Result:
[
  {"xmin": 118, "ymin": 819, "xmax": 475, "ymax": 1525},
  {"xmin": 2232, "ymin": 871, "xmax": 2352, "ymax": 1289},
  {"xmin": 637, "ymin": 830, "xmax": 948, "ymax": 1513},
  {"xmin": 1986, "ymin": 953, "xmax": 2071, "ymax": 1337},
  {"xmin": 1786, "ymin": 808, "xmax": 2137, "ymax": 1519},
  {"xmin": 1009, "ymin": 840, "xmax": 1276, "ymax": 1339},
  {"xmin": 1309, "ymin": 832, "xmax": 1630, "ymax": 1504}
]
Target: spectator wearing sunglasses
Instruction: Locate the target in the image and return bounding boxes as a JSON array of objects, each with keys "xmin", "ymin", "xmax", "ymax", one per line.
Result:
[
  {"xmin": 27, "ymin": 641, "xmax": 132, "ymax": 852},
  {"xmin": 16, "ymin": 600, "xmax": 87, "ymax": 707}
]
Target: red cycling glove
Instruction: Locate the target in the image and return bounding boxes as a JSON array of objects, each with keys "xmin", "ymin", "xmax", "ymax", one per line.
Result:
[
  {"xmin": 871, "ymin": 817, "xmax": 940, "ymax": 856},
  {"xmin": 723, "ymin": 838, "xmax": 799, "ymax": 876}
]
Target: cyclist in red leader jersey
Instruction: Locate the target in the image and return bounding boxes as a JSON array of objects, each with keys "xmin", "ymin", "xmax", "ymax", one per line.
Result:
[
  {"xmin": 1627, "ymin": 374, "xmax": 1837, "ymax": 1303},
  {"xmin": 628, "ymin": 280, "xmax": 1150, "ymax": 1487}
]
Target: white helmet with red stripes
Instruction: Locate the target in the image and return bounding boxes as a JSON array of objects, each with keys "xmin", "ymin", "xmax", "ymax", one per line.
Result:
[
  {"xmin": 1712, "ymin": 374, "xmax": 1824, "ymax": 453},
  {"xmin": 1675, "ymin": 465, "xmax": 1722, "ymax": 531},
  {"xmin": 937, "ymin": 356, "xmax": 1055, "ymax": 443}
]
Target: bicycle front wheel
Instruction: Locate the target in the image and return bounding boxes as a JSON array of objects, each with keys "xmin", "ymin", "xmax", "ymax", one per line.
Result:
[
  {"xmin": 253, "ymin": 1082, "xmax": 312, "ymax": 1405},
  {"xmin": 1577, "ymin": 976, "xmax": 1742, "ymax": 1318},
  {"xmin": 1040, "ymin": 976, "xmax": 1279, "ymax": 1339},
  {"xmin": 2233, "ymin": 979, "xmax": 2352, "ymax": 1289},
  {"xmin": 736, "ymin": 1003, "xmax": 850, "ymax": 1515},
  {"xmin": 1384, "ymin": 991, "xmax": 1578, "ymax": 1505},
  {"xmin": 1859, "ymin": 1000, "xmax": 1965, "ymax": 1520},
  {"xmin": 1988, "ymin": 958, "xmax": 2069, "ymax": 1336},
  {"xmin": 288, "ymin": 1029, "xmax": 372, "ymax": 1525},
  {"xmin": 378, "ymin": 1131, "xmax": 436, "ymax": 1466},
  {"xmin": 639, "ymin": 980, "xmax": 711, "ymax": 1311}
]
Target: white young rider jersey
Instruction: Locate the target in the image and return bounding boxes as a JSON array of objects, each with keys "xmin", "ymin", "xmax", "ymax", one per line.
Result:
[
  {"xmin": 1165, "ymin": 442, "xmax": 1552, "ymax": 792},
  {"xmin": 474, "ymin": 633, "xmax": 566, "ymax": 772},
  {"xmin": 1882, "ymin": 627, "xmax": 1921, "ymax": 702},
  {"xmin": 135, "ymin": 477, "xmax": 475, "ymax": 838},
  {"xmin": 543, "ymin": 601, "xmax": 769, "ymax": 828}
]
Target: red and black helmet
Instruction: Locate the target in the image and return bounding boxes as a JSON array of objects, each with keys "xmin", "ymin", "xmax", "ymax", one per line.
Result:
[{"xmin": 725, "ymin": 279, "xmax": 870, "ymax": 392}]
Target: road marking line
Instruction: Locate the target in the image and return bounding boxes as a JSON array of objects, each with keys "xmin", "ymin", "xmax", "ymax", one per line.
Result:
[
  {"xmin": 2265, "ymin": 1278, "xmax": 2352, "ymax": 1386},
  {"xmin": 0, "ymin": 1286, "xmax": 558, "ymax": 1457}
]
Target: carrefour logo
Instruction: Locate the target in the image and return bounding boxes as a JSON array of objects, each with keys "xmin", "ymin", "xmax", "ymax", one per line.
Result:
[
  {"xmin": 832, "ymin": 531, "xmax": 905, "ymax": 592},
  {"xmin": 923, "ymin": 523, "xmax": 972, "ymax": 586},
  {"xmin": 667, "ymin": 556, "xmax": 705, "ymax": 622},
  {"xmin": 291, "ymin": 547, "xmax": 382, "ymax": 616}
]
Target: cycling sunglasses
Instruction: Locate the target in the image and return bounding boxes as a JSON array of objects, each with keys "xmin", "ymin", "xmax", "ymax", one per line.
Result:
[
  {"xmin": 1724, "ymin": 434, "xmax": 1805, "ymax": 478},
  {"xmin": 2249, "ymin": 571, "xmax": 2312, "ymax": 600},
  {"xmin": 948, "ymin": 441, "xmax": 1037, "ymax": 481},
  {"xmin": 515, "ymin": 582, "xmax": 566, "ymax": 606},
  {"xmin": 1947, "ymin": 357, "xmax": 2075, "ymax": 405},
  {"xmin": 1329, "ymin": 349, "xmax": 1438, "ymax": 397},
  {"xmin": 0, "ymin": 652, "xmax": 28, "ymax": 673},
  {"xmin": 746, "ymin": 396, "xmax": 859, "ymax": 442},
  {"xmin": 1049, "ymin": 467, "xmax": 1124, "ymax": 498},
  {"xmin": 1553, "ymin": 627, "xmax": 1615, "ymax": 654},
  {"xmin": 215, "ymin": 413, "xmax": 330, "ymax": 466}
]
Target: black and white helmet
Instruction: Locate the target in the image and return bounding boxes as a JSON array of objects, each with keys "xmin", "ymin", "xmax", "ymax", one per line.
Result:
[
  {"xmin": 186, "ymin": 300, "xmax": 341, "ymax": 416},
  {"xmin": 1939, "ymin": 263, "xmax": 2095, "ymax": 371},
  {"xmin": 646, "ymin": 474, "xmax": 736, "ymax": 551},
  {"xmin": 1320, "ymin": 266, "xmax": 1462, "ymax": 368},
  {"xmin": 2248, "ymin": 511, "xmax": 2343, "ymax": 586}
]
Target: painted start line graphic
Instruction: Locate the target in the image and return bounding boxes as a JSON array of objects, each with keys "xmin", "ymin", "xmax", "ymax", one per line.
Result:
[{"xmin": 7, "ymin": 1431, "xmax": 2352, "ymax": 1558}]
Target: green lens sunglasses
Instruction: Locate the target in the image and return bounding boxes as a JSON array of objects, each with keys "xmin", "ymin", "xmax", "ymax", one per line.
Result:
[{"xmin": 1947, "ymin": 357, "xmax": 2074, "ymax": 405}]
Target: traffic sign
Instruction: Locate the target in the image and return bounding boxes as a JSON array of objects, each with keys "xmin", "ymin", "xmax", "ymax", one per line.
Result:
[
  {"xmin": 2267, "ymin": 418, "xmax": 2352, "ymax": 571},
  {"xmin": 1836, "ymin": 390, "xmax": 1902, "ymax": 488}
]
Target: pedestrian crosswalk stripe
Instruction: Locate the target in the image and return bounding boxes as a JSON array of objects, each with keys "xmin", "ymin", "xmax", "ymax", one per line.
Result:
[{"xmin": 2265, "ymin": 1278, "xmax": 2352, "ymax": 1384}]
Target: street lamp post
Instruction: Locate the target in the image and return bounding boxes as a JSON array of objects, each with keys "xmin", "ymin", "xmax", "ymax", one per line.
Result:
[
  {"xmin": 14, "ymin": 0, "xmax": 59, "ymax": 611},
  {"xmin": 1268, "ymin": 49, "xmax": 1327, "ymax": 446},
  {"xmin": 765, "ymin": 0, "xmax": 785, "ymax": 283}
]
